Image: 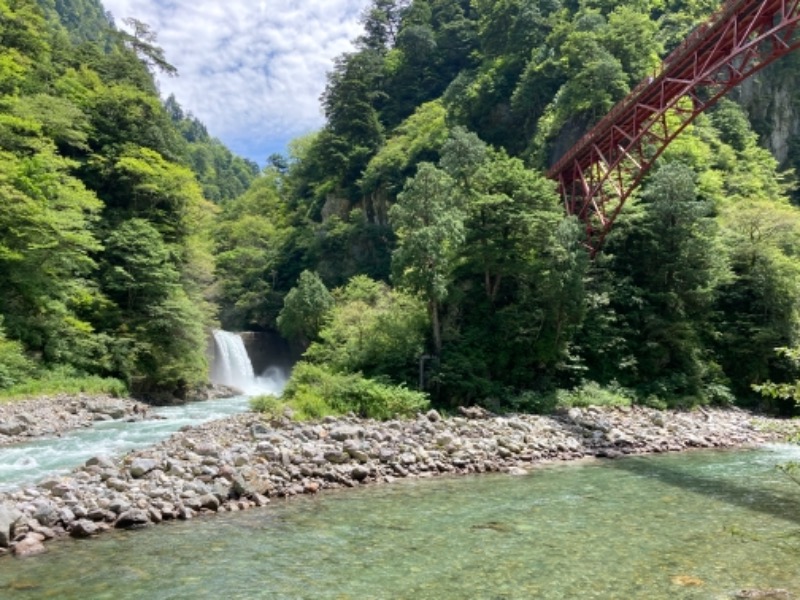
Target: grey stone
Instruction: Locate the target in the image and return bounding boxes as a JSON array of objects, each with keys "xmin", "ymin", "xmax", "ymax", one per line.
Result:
[
  {"xmin": 85, "ymin": 455, "xmax": 116, "ymax": 469},
  {"xmin": 32, "ymin": 500, "xmax": 59, "ymax": 527},
  {"xmin": 130, "ymin": 458, "xmax": 158, "ymax": 478},
  {"xmin": 0, "ymin": 503, "xmax": 23, "ymax": 547},
  {"xmin": 108, "ymin": 498, "xmax": 131, "ymax": 514},
  {"xmin": 12, "ymin": 533, "xmax": 46, "ymax": 557},
  {"xmin": 50, "ymin": 483, "xmax": 74, "ymax": 498},
  {"xmin": 195, "ymin": 443, "xmax": 220, "ymax": 458},
  {"xmin": 69, "ymin": 519, "xmax": 100, "ymax": 538},
  {"xmin": 107, "ymin": 477, "xmax": 129, "ymax": 492},
  {"xmin": 399, "ymin": 452, "xmax": 417, "ymax": 465},
  {"xmin": 198, "ymin": 494, "xmax": 221, "ymax": 511},
  {"xmin": 351, "ymin": 465, "xmax": 370, "ymax": 481},
  {"xmin": 58, "ymin": 507, "xmax": 76, "ymax": 524},
  {"xmin": 87, "ymin": 508, "xmax": 115, "ymax": 522},
  {"xmin": 425, "ymin": 409, "xmax": 442, "ymax": 422},
  {"xmin": 0, "ymin": 420, "xmax": 25, "ymax": 436},
  {"xmin": 324, "ymin": 451, "xmax": 350, "ymax": 464},
  {"xmin": 329, "ymin": 426, "xmax": 363, "ymax": 441},
  {"xmin": 115, "ymin": 509, "xmax": 150, "ymax": 528}
]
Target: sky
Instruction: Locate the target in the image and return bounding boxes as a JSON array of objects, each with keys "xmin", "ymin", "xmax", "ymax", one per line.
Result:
[{"xmin": 101, "ymin": 0, "xmax": 370, "ymax": 166}]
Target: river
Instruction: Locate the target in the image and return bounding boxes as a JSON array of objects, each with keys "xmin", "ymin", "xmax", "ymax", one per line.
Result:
[
  {"xmin": 0, "ymin": 395, "xmax": 252, "ymax": 492},
  {"xmin": 1, "ymin": 444, "xmax": 798, "ymax": 599}
]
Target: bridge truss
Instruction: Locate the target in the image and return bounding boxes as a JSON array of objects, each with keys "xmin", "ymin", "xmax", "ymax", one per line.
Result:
[{"xmin": 547, "ymin": 0, "xmax": 800, "ymax": 256}]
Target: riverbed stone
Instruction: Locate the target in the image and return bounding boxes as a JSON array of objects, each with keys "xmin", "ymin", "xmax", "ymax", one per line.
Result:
[
  {"xmin": 0, "ymin": 420, "xmax": 25, "ymax": 436},
  {"xmin": 329, "ymin": 425, "xmax": 363, "ymax": 441},
  {"xmin": 12, "ymin": 533, "xmax": 46, "ymax": 557},
  {"xmin": 1, "ymin": 394, "xmax": 798, "ymax": 558},
  {"xmin": 86, "ymin": 455, "xmax": 116, "ymax": 469},
  {"xmin": 115, "ymin": 509, "xmax": 150, "ymax": 528},
  {"xmin": 350, "ymin": 465, "xmax": 370, "ymax": 481},
  {"xmin": 32, "ymin": 500, "xmax": 59, "ymax": 527},
  {"xmin": 69, "ymin": 519, "xmax": 100, "ymax": 538},
  {"xmin": 324, "ymin": 450, "xmax": 350, "ymax": 464},
  {"xmin": 129, "ymin": 458, "xmax": 158, "ymax": 478},
  {"xmin": 0, "ymin": 503, "xmax": 23, "ymax": 547}
]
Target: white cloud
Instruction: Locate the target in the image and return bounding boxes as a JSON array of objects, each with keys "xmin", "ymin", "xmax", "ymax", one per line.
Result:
[{"xmin": 101, "ymin": 0, "xmax": 369, "ymax": 163}]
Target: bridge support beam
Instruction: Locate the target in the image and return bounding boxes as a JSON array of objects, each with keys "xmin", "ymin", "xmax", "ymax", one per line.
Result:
[{"xmin": 548, "ymin": 0, "xmax": 800, "ymax": 256}]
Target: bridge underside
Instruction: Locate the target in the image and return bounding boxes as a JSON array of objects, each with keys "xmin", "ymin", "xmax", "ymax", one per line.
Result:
[{"xmin": 547, "ymin": 0, "xmax": 800, "ymax": 256}]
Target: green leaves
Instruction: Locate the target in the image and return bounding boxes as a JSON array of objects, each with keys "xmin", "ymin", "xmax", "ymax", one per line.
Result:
[
  {"xmin": 306, "ymin": 276, "xmax": 428, "ymax": 384},
  {"xmin": 390, "ymin": 162, "xmax": 464, "ymax": 304},
  {"xmin": 277, "ymin": 271, "xmax": 335, "ymax": 348}
]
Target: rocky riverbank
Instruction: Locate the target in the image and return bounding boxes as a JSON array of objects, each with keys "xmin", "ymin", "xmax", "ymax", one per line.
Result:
[
  {"xmin": 1, "ymin": 405, "xmax": 798, "ymax": 557},
  {"xmin": 0, "ymin": 395, "xmax": 151, "ymax": 447},
  {"xmin": 0, "ymin": 385, "xmax": 242, "ymax": 446}
]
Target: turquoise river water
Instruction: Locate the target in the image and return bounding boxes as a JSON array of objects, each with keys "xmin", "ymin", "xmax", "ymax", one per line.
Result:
[
  {"xmin": 0, "ymin": 395, "xmax": 251, "ymax": 492},
  {"xmin": 1, "ymin": 443, "xmax": 799, "ymax": 599}
]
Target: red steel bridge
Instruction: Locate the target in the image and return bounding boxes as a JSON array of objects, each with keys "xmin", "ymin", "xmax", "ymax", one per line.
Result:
[{"xmin": 547, "ymin": 0, "xmax": 800, "ymax": 256}]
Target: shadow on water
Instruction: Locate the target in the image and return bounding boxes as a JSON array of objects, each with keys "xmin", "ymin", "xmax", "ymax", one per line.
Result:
[{"xmin": 607, "ymin": 454, "xmax": 800, "ymax": 526}]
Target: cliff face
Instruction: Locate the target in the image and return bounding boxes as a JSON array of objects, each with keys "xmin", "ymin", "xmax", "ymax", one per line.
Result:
[{"xmin": 734, "ymin": 52, "xmax": 800, "ymax": 172}]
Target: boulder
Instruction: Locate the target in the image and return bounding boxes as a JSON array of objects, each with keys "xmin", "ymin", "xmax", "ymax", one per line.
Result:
[
  {"xmin": 69, "ymin": 519, "xmax": 100, "ymax": 538},
  {"xmin": 0, "ymin": 420, "xmax": 25, "ymax": 436},
  {"xmin": 32, "ymin": 500, "xmax": 59, "ymax": 527},
  {"xmin": 129, "ymin": 458, "xmax": 159, "ymax": 478},
  {"xmin": 86, "ymin": 455, "xmax": 116, "ymax": 469},
  {"xmin": 12, "ymin": 533, "xmax": 46, "ymax": 557},
  {"xmin": 0, "ymin": 503, "xmax": 23, "ymax": 547},
  {"xmin": 329, "ymin": 426, "xmax": 363, "ymax": 441},
  {"xmin": 115, "ymin": 509, "xmax": 150, "ymax": 528}
]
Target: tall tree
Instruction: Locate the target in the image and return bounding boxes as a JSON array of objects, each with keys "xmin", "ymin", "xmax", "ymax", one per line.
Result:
[{"xmin": 390, "ymin": 162, "xmax": 464, "ymax": 355}]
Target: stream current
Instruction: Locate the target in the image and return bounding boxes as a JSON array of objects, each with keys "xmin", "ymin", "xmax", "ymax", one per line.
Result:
[{"xmin": 1, "ymin": 444, "xmax": 799, "ymax": 599}]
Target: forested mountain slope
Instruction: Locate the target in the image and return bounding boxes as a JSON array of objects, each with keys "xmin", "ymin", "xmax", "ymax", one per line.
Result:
[
  {"xmin": 0, "ymin": 0, "xmax": 257, "ymax": 399},
  {"xmin": 222, "ymin": 0, "xmax": 800, "ymax": 415},
  {"xmin": 3, "ymin": 0, "xmax": 799, "ymax": 415}
]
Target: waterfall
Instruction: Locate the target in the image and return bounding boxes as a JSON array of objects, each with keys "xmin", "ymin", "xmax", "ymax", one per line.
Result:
[{"xmin": 211, "ymin": 330, "xmax": 286, "ymax": 396}]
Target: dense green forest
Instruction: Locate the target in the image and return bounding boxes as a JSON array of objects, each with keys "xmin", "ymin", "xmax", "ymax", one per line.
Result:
[
  {"xmin": 2, "ymin": 0, "xmax": 800, "ymax": 415},
  {"xmin": 0, "ymin": 0, "xmax": 258, "ymax": 399}
]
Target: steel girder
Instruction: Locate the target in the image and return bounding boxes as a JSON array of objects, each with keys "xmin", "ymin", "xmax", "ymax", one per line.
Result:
[{"xmin": 547, "ymin": 0, "xmax": 800, "ymax": 256}]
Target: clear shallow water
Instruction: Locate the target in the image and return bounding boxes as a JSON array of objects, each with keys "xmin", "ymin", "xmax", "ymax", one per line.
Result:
[
  {"xmin": 0, "ymin": 395, "xmax": 251, "ymax": 492},
  {"xmin": 2, "ymin": 444, "xmax": 799, "ymax": 599}
]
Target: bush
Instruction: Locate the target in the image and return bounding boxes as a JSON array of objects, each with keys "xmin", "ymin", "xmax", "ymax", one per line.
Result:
[
  {"xmin": 0, "ymin": 364, "xmax": 127, "ymax": 400},
  {"xmin": 555, "ymin": 380, "xmax": 634, "ymax": 409},
  {"xmin": 250, "ymin": 391, "xmax": 336, "ymax": 421},
  {"xmin": 305, "ymin": 276, "xmax": 428, "ymax": 385},
  {"xmin": 279, "ymin": 362, "xmax": 429, "ymax": 420},
  {"xmin": 508, "ymin": 390, "xmax": 559, "ymax": 415},
  {"xmin": 0, "ymin": 330, "xmax": 34, "ymax": 390}
]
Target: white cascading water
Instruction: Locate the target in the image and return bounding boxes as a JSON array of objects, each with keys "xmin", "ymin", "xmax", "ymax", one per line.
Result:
[{"xmin": 210, "ymin": 330, "xmax": 287, "ymax": 396}]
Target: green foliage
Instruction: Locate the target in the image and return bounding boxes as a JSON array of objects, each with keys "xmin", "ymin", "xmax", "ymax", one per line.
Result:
[
  {"xmin": 277, "ymin": 270, "xmax": 335, "ymax": 348},
  {"xmin": 306, "ymin": 275, "xmax": 428, "ymax": 384},
  {"xmin": 752, "ymin": 348, "xmax": 800, "ymax": 411},
  {"xmin": 390, "ymin": 161, "xmax": 464, "ymax": 354},
  {"xmin": 281, "ymin": 362, "xmax": 430, "ymax": 420},
  {"xmin": 0, "ymin": 320, "xmax": 33, "ymax": 390},
  {"xmin": 0, "ymin": 1, "xmax": 234, "ymax": 398},
  {"xmin": 509, "ymin": 381, "xmax": 633, "ymax": 414},
  {"xmin": 554, "ymin": 381, "xmax": 634, "ymax": 409},
  {"xmin": 0, "ymin": 365, "xmax": 127, "ymax": 400}
]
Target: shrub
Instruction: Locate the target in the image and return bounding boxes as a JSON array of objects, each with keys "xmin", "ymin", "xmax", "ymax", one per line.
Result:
[
  {"xmin": 305, "ymin": 276, "xmax": 428, "ymax": 384},
  {"xmin": 281, "ymin": 362, "xmax": 429, "ymax": 420},
  {"xmin": 508, "ymin": 390, "xmax": 559, "ymax": 415},
  {"xmin": 0, "ymin": 364, "xmax": 127, "ymax": 400},
  {"xmin": 555, "ymin": 380, "xmax": 634, "ymax": 409},
  {"xmin": 0, "ymin": 329, "xmax": 33, "ymax": 390}
]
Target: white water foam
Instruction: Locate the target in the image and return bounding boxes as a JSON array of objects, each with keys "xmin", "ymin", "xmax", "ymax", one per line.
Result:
[{"xmin": 210, "ymin": 329, "xmax": 287, "ymax": 396}]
